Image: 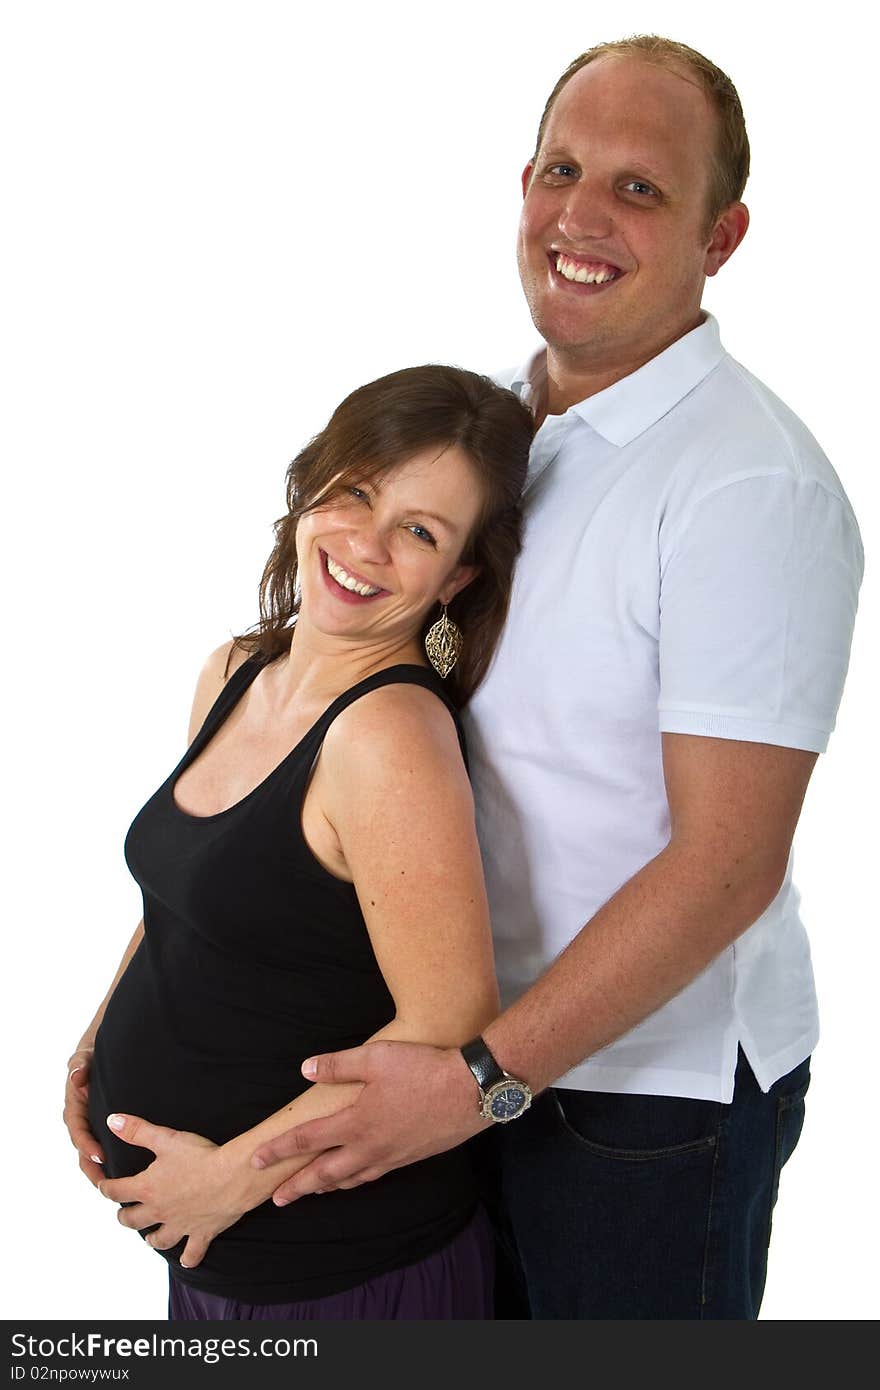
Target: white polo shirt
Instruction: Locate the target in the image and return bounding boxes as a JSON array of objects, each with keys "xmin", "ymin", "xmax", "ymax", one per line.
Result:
[{"xmin": 466, "ymin": 314, "xmax": 863, "ymax": 1103}]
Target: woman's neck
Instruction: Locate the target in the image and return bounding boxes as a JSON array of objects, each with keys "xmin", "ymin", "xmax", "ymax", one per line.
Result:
[{"xmin": 263, "ymin": 616, "xmax": 427, "ymax": 716}]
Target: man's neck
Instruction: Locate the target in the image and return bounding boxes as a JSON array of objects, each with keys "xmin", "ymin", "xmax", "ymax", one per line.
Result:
[{"xmin": 541, "ymin": 312, "xmax": 705, "ymax": 421}]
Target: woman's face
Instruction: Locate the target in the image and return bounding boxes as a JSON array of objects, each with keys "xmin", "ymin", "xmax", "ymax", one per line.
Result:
[{"xmin": 295, "ymin": 442, "xmax": 484, "ymax": 649}]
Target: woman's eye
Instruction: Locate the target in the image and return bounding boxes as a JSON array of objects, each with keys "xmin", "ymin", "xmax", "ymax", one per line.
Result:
[
  {"xmin": 408, "ymin": 524, "xmax": 436, "ymax": 546},
  {"xmin": 349, "ymin": 486, "xmax": 369, "ymax": 500}
]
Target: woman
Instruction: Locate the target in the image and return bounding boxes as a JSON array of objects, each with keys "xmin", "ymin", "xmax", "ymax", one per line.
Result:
[{"xmin": 62, "ymin": 364, "xmax": 533, "ymax": 1319}]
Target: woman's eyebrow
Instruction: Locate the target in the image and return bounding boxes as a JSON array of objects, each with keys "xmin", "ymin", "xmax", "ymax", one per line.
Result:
[{"xmin": 413, "ymin": 509, "xmax": 458, "ymax": 533}]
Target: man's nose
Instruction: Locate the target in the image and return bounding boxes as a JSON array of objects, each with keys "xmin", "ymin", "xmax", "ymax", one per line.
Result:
[{"xmin": 557, "ymin": 181, "xmax": 614, "ymax": 242}]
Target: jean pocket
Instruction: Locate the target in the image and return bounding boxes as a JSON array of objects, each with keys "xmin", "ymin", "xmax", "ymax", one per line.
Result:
[
  {"xmin": 767, "ymin": 1075, "xmax": 810, "ymax": 1239},
  {"xmin": 551, "ymin": 1087, "xmax": 721, "ymax": 1161}
]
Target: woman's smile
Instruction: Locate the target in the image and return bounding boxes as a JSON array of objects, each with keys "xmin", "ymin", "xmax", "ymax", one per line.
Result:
[{"xmin": 319, "ymin": 548, "xmax": 390, "ymax": 604}]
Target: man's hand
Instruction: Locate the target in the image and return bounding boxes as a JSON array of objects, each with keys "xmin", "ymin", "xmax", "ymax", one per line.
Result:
[
  {"xmin": 63, "ymin": 1048, "xmax": 105, "ymax": 1188},
  {"xmin": 97, "ymin": 1114, "xmax": 246, "ymax": 1269},
  {"xmin": 251, "ymin": 1040, "xmax": 487, "ymax": 1205}
]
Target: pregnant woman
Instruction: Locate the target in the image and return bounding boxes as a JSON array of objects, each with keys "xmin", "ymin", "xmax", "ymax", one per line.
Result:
[{"xmin": 62, "ymin": 364, "xmax": 533, "ymax": 1320}]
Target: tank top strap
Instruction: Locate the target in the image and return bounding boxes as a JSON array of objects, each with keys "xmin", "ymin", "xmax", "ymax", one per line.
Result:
[
  {"xmin": 187, "ymin": 649, "xmax": 269, "ymax": 756},
  {"xmin": 302, "ymin": 664, "xmax": 468, "ymax": 771}
]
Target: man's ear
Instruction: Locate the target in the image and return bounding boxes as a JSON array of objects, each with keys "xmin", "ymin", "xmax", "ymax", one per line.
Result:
[
  {"xmin": 704, "ymin": 201, "xmax": 750, "ymax": 277},
  {"xmin": 438, "ymin": 564, "xmax": 480, "ymax": 607},
  {"xmin": 521, "ymin": 162, "xmax": 534, "ymax": 198}
]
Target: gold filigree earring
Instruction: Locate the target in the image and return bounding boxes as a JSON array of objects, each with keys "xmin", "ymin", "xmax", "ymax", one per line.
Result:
[{"xmin": 425, "ymin": 604, "xmax": 463, "ymax": 678}]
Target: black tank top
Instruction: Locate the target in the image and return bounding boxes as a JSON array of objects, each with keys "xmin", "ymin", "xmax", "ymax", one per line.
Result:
[{"xmin": 89, "ymin": 653, "xmax": 478, "ymax": 1303}]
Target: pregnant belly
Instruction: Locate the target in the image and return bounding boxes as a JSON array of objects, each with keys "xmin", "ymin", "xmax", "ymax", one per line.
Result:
[
  {"xmin": 88, "ymin": 936, "xmax": 387, "ymax": 1181},
  {"xmin": 89, "ymin": 1022, "xmax": 316, "ymax": 1180},
  {"xmin": 86, "ymin": 958, "xmax": 381, "ymax": 1183}
]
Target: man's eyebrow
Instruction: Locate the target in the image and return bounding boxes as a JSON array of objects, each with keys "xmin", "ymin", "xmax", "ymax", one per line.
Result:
[
  {"xmin": 620, "ymin": 163, "xmax": 669, "ymax": 184},
  {"xmin": 538, "ymin": 148, "xmax": 579, "ymax": 164}
]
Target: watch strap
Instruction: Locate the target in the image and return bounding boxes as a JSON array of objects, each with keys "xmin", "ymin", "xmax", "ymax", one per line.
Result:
[{"xmin": 461, "ymin": 1036, "xmax": 506, "ymax": 1092}]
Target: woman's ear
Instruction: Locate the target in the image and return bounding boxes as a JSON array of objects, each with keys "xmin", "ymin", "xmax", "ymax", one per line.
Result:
[{"xmin": 438, "ymin": 563, "xmax": 480, "ymax": 607}]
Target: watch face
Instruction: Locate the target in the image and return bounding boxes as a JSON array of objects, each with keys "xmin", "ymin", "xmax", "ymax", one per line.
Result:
[{"xmin": 489, "ymin": 1084, "xmax": 529, "ymax": 1121}]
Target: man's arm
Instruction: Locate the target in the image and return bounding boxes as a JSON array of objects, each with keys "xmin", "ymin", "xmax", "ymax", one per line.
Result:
[{"xmin": 254, "ymin": 732, "xmax": 817, "ymax": 1200}]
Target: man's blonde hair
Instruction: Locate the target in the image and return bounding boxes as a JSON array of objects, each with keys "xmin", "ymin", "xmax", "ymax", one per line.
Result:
[{"xmin": 531, "ymin": 35, "xmax": 750, "ymax": 231}]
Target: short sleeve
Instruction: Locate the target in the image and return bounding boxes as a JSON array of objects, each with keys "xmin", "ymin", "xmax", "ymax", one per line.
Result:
[{"xmin": 657, "ymin": 473, "xmax": 864, "ymax": 752}]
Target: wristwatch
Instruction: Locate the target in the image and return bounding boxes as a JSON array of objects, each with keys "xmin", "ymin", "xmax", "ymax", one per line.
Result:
[{"xmin": 461, "ymin": 1037, "xmax": 533, "ymax": 1123}]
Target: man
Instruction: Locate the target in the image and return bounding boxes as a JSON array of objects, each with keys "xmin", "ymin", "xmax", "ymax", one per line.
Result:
[{"xmin": 252, "ymin": 36, "xmax": 864, "ymax": 1317}]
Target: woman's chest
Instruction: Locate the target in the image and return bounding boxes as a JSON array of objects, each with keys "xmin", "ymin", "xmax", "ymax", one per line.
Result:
[{"xmin": 173, "ymin": 702, "xmax": 325, "ymax": 817}]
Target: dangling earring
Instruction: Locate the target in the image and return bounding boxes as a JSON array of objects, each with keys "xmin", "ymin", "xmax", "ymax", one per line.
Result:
[{"xmin": 425, "ymin": 604, "xmax": 463, "ymax": 678}]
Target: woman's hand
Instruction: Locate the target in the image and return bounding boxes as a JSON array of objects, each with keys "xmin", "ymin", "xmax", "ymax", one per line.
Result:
[
  {"xmin": 63, "ymin": 1047, "xmax": 105, "ymax": 1188},
  {"xmin": 97, "ymin": 1114, "xmax": 249, "ymax": 1269}
]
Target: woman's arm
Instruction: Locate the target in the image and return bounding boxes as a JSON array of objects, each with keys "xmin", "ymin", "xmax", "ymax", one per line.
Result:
[
  {"xmin": 99, "ymin": 681, "xmax": 499, "ymax": 1263},
  {"xmin": 64, "ymin": 918, "xmax": 145, "ymax": 1186}
]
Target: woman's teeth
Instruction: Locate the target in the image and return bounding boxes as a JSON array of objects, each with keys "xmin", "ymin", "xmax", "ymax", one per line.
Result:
[
  {"xmin": 555, "ymin": 253, "xmax": 618, "ymax": 284},
  {"xmin": 326, "ymin": 555, "xmax": 381, "ymax": 596}
]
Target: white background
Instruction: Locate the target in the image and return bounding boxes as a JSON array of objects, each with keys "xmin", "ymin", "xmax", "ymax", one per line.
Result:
[{"xmin": 3, "ymin": 0, "xmax": 877, "ymax": 1321}]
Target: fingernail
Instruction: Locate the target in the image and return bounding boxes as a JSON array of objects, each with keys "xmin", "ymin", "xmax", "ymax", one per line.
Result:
[
  {"xmin": 91, "ymin": 1155, "xmax": 104, "ymax": 1164},
  {"xmin": 273, "ymin": 1197, "xmax": 290, "ymax": 1207},
  {"xmin": 107, "ymin": 1114, "xmax": 125, "ymax": 1132},
  {"xmin": 301, "ymin": 1057, "xmax": 317, "ymax": 1078},
  {"xmin": 69, "ymin": 1066, "xmax": 84, "ymax": 1079},
  {"xmin": 251, "ymin": 1155, "xmax": 266, "ymax": 1170}
]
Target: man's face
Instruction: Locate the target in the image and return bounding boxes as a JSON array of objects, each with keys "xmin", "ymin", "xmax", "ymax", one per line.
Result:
[{"xmin": 517, "ymin": 56, "xmax": 726, "ymax": 376}]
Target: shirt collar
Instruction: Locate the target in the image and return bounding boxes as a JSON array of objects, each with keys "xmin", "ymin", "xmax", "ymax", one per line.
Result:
[{"xmin": 510, "ymin": 314, "xmax": 726, "ymax": 448}]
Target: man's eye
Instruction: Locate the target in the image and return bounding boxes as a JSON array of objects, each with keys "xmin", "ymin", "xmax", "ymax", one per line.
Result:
[
  {"xmin": 623, "ymin": 180, "xmax": 656, "ymax": 197},
  {"xmin": 547, "ymin": 163, "xmax": 578, "ymax": 179}
]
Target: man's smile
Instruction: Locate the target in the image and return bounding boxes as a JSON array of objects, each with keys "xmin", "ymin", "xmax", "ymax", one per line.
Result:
[{"xmin": 549, "ymin": 250, "xmax": 625, "ymax": 290}]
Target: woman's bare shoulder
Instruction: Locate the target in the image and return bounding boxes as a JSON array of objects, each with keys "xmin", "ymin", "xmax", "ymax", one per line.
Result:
[
  {"xmin": 186, "ymin": 639, "xmax": 253, "ymax": 744},
  {"xmin": 322, "ymin": 678, "xmax": 466, "ymax": 786}
]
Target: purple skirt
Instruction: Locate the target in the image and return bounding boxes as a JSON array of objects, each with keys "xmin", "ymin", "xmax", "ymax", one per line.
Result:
[{"xmin": 168, "ymin": 1206, "xmax": 494, "ymax": 1321}]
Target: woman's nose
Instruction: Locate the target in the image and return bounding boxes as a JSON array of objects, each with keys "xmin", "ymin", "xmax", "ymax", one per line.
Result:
[{"xmin": 348, "ymin": 516, "xmax": 391, "ymax": 566}]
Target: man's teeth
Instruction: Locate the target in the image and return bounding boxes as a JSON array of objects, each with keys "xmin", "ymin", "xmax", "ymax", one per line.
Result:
[
  {"xmin": 326, "ymin": 555, "xmax": 381, "ymax": 596},
  {"xmin": 555, "ymin": 254, "xmax": 618, "ymax": 284}
]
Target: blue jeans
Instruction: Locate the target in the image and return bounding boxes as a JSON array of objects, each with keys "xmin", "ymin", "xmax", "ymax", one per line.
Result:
[{"xmin": 479, "ymin": 1047, "xmax": 810, "ymax": 1319}]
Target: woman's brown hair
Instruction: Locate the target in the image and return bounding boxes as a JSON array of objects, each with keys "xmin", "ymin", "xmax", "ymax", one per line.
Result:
[{"xmin": 231, "ymin": 364, "xmax": 534, "ymax": 705}]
